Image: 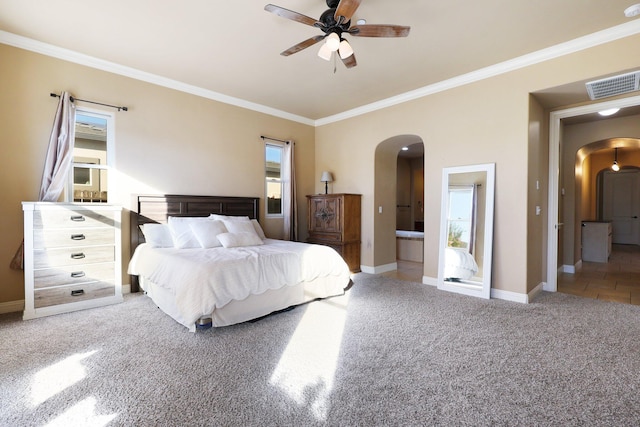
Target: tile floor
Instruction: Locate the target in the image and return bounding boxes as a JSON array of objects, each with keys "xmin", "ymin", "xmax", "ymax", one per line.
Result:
[
  {"xmin": 381, "ymin": 260, "xmax": 424, "ymax": 283},
  {"xmin": 558, "ymin": 244, "xmax": 640, "ymax": 306},
  {"xmin": 386, "ymin": 245, "xmax": 640, "ymax": 307}
]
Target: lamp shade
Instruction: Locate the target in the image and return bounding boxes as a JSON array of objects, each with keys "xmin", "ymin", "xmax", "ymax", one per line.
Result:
[
  {"xmin": 338, "ymin": 39, "xmax": 354, "ymax": 59},
  {"xmin": 326, "ymin": 32, "xmax": 340, "ymax": 51},
  {"xmin": 317, "ymin": 43, "xmax": 332, "ymax": 61},
  {"xmin": 320, "ymin": 171, "xmax": 334, "ymax": 182}
]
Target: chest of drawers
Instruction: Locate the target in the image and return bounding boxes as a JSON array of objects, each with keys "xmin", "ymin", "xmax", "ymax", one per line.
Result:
[
  {"xmin": 307, "ymin": 193, "xmax": 361, "ymax": 272},
  {"xmin": 22, "ymin": 202, "xmax": 123, "ymax": 320}
]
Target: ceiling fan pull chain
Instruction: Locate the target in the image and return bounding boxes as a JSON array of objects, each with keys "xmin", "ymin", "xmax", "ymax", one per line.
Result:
[{"xmin": 333, "ymin": 53, "xmax": 337, "ymax": 74}]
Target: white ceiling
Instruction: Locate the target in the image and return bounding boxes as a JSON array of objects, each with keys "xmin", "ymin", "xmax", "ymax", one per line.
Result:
[{"xmin": 1, "ymin": 1, "xmax": 640, "ymax": 122}]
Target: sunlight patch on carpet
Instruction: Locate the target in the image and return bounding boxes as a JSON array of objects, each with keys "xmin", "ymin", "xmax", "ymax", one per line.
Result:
[
  {"xmin": 269, "ymin": 293, "xmax": 350, "ymax": 421},
  {"xmin": 42, "ymin": 396, "xmax": 118, "ymax": 427},
  {"xmin": 30, "ymin": 350, "xmax": 97, "ymax": 406}
]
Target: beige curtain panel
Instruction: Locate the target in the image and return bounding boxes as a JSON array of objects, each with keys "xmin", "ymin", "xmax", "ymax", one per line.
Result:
[{"xmin": 10, "ymin": 92, "xmax": 75, "ymax": 270}]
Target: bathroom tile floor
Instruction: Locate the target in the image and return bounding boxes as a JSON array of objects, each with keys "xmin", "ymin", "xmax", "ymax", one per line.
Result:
[
  {"xmin": 558, "ymin": 244, "xmax": 640, "ymax": 306},
  {"xmin": 382, "ymin": 260, "xmax": 424, "ymax": 283}
]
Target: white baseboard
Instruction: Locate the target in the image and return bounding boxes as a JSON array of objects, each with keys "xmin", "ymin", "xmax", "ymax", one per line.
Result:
[
  {"xmin": 490, "ymin": 288, "xmax": 529, "ymax": 304},
  {"xmin": 360, "ymin": 262, "xmax": 397, "ymax": 274},
  {"xmin": 422, "ymin": 276, "xmax": 438, "ymax": 286},
  {"xmin": 122, "ymin": 283, "xmax": 131, "ymax": 294},
  {"xmin": 527, "ymin": 282, "xmax": 545, "ymax": 302},
  {"xmin": 560, "ymin": 260, "xmax": 582, "ymax": 274},
  {"xmin": 0, "ymin": 299, "xmax": 24, "ymax": 314}
]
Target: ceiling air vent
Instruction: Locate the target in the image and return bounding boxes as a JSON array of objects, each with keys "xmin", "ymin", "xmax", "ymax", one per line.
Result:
[{"xmin": 585, "ymin": 71, "xmax": 640, "ymax": 100}]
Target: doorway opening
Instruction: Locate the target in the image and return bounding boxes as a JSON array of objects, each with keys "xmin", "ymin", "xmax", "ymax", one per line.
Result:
[
  {"xmin": 373, "ymin": 135, "xmax": 424, "ymax": 282},
  {"xmin": 544, "ymin": 96, "xmax": 640, "ymax": 304}
]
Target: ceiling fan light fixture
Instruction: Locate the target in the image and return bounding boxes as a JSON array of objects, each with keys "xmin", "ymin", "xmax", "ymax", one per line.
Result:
[
  {"xmin": 326, "ymin": 32, "xmax": 340, "ymax": 51},
  {"xmin": 338, "ymin": 39, "xmax": 354, "ymax": 59},
  {"xmin": 317, "ymin": 43, "xmax": 332, "ymax": 61}
]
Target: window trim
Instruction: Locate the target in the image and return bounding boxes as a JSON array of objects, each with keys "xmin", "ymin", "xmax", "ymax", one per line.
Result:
[{"xmin": 265, "ymin": 142, "xmax": 284, "ymax": 218}]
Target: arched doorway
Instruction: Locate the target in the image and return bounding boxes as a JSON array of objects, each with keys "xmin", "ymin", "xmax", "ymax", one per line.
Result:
[
  {"xmin": 373, "ymin": 134, "xmax": 424, "ymax": 281},
  {"xmin": 557, "ymin": 137, "xmax": 640, "ymax": 303}
]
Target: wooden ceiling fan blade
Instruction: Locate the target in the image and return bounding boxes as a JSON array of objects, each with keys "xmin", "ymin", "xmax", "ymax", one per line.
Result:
[
  {"xmin": 334, "ymin": 0, "xmax": 362, "ymax": 23},
  {"xmin": 350, "ymin": 24, "xmax": 411, "ymax": 37},
  {"xmin": 280, "ymin": 35, "xmax": 325, "ymax": 56},
  {"xmin": 265, "ymin": 4, "xmax": 320, "ymax": 27},
  {"xmin": 341, "ymin": 52, "xmax": 357, "ymax": 68}
]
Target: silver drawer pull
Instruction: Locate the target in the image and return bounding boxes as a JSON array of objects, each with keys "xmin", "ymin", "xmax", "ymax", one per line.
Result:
[
  {"xmin": 71, "ymin": 289, "xmax": 85, "ymax": 296},
  {"xmin": 70, "ymin": 271, "xmax": 86, "ymax": 278},
  {"xmin": 70, "ymin": 253, "xmax": 86, "ymax": 260},
  {"xmin": 70, "ymin": 215, "xmax": 85, "ymax": 222},
  {"xmin": 71, "ymin": 234, "xmax": 86, "ymax": 240}
]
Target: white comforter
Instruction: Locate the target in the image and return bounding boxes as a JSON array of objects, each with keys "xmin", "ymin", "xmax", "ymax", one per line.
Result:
[{"xmin": 128, "ymin": 239, "xmax": 351, "ymax": 327}]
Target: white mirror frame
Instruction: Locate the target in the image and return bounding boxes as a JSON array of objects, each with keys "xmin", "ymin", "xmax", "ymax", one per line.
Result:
[{"xmin": 437, "ymin": 163, "xmax": 495, "ymax": 299}]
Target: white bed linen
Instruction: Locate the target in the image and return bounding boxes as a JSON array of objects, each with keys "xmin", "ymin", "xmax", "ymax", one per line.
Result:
[
  {"xmin": 443, "ymin": 247, "xmax": 479, "ymax": 280},
  {"xmin": 128, "ymin": 239, "xmax": 351, "ymax": 330}
]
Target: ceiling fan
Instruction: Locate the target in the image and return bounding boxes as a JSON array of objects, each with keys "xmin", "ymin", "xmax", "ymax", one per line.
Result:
[{"xmin": 264, "ymin": 0, "xmax": 410, "ymax": 69}]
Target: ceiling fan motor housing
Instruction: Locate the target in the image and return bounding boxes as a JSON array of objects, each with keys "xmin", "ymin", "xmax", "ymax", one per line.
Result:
[{"xmin": 319, "ymin": 8, "xmax": 351, "ymax": 35}]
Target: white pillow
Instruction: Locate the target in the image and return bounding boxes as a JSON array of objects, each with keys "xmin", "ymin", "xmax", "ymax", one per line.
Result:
[
  {"xmin": 209, "ymin": 214, "xmax": 250, "ymax": 222},
  {"xmin": 189, "ymin": 220, "xmax": 228, "ymax": 248},
  {"xmin": 223, "ymin": 219, "xmax": 259, "ymax": 236},
  {"xmin": 140, "ymin": 223, "xmax": 174, "ymax": 248},
  {"xmin": 217, "ymin": 232, "xmax": 264, "ymax": 248},
  {"xmin": 251, "ymin": 219, "xmax": 266, "ymax": 240},
  {"xmin": 167, "ymin": 216, "xmax": 210, "ymax": 249}
]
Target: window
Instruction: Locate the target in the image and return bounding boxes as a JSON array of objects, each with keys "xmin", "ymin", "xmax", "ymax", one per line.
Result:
[
  {"xmin": 265, "ymin": 143, "xmax": 283, "ymax": 216},
  {"xmin": 446, "ymin": 185, "xmax": 475, "ymax": 251},
  {"xmin": 67, "ymin": 108, "xmax": 114, "ymax": 203}
]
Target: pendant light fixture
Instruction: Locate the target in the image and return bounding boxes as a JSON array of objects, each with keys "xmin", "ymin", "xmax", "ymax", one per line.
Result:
[{"xmin": 612, "ymin": 147, "xmax": 620, "ymax": 171}]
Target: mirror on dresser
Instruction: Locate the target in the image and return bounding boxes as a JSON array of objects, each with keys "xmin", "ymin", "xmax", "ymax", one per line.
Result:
[{"xmin": 437, "ymin": 163, "xmax": 495, "ymax": 299}]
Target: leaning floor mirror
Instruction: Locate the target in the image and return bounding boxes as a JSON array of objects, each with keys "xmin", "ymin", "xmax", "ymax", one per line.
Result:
[{"xmin": 437, "ymin": 163, "xmax": 495, "ymax": 299}]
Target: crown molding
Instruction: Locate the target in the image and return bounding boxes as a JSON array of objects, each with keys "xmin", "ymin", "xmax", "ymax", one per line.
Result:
[
  {"xmin": 0, "ymin": 30, "xmax": 314, "ymax": 126},
  {"xmin": 2, "ymin": 19, "xmax": 640, "ymax": 128},
  {"xmin": 315, "ymin": 20, "xmax": 640, "ymax": 126}
]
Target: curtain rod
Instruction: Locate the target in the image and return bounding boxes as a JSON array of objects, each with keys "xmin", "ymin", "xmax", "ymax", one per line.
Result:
[
  {"xmin": 260, "ymin": 135, "xmax": 290, "ymax": 144},
  {"xmin": 50, "ymin": 92, "xmax": 128, "ymax": 112}
]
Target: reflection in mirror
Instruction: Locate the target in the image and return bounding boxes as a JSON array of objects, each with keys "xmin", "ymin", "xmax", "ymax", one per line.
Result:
[
  {"xmin": 72, "ymin": 113, "xmax": 109, "ymax": 203},
  {"xmin": 438, "ymin": 163, "xmax": 495, "ymax": 299}
]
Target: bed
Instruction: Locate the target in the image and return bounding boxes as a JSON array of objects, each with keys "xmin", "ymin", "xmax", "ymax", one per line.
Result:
[
  {"xmin": 128, "ymin": 195, "xmax": 352, "ymax": 332},
  {"xmin": 443, "ymin": 247, "xmax": 479, "ymax": 282}
]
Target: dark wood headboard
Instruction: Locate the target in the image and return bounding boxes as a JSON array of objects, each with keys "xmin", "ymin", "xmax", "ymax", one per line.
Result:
[{"xmin": 129, "ymin": 194, "xmax": 260, "ymax": 292}]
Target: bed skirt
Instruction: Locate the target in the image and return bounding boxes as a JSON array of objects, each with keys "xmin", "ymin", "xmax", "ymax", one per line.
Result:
[{"xmin": 139, "ymin": 275, "xmax": 347, "ymax": 332}]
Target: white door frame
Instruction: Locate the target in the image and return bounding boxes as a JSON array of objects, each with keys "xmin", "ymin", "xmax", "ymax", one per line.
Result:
[{"xmin": 545, "ymin": 94, "xmax": 640, "ymax": 292}]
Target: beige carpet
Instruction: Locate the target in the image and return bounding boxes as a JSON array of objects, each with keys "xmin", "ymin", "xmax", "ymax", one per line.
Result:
[{"xmin": 2, "ymin": 273, "xmax": 640, "ymax": 426}]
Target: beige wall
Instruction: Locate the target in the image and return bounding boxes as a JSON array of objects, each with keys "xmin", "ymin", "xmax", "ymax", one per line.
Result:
[
  {"xmin": 316, "ymin": 33, "xmax": 640, "ymax": 294},
  {"xmin": 2, "ymin": 32, "xmax": 640, "ymax": 307},
  {"xmin": 0, "ymin": 44, "xmax": 315, "ymax": 306},
  {"xmin": 527, "ymin": 96, "xmax": 548, "ymax": 293}
]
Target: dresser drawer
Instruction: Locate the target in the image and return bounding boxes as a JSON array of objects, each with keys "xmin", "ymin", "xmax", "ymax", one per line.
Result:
[
  {"xmin": 34, "ymin": 246, "xmax": 115, "ymax": 269},
  {"xmin": 34, "ymin": 210, "xmax": 115, "ymax": 229},
  {"xmin": 34, "ymin": 281, "xmax": 115, "ymax": 308},
  {"xmin": 34, "ymin": 263, "xmax": 115, "ymax": 289},
  {"xmin": 308, "ymin": 232, "xmax": 343, "ymax": 243},
  {"xmin": 34, "ymin": 228, "xmax": 115, "ymax": 249}
]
